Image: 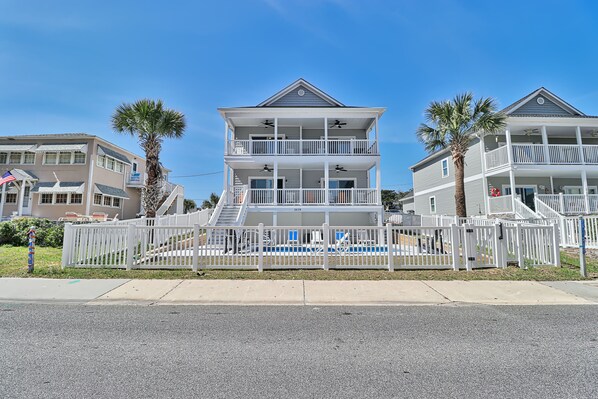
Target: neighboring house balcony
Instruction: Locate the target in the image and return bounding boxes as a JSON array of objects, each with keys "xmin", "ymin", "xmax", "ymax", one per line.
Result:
[{"xmin": 226, "ymin": 138, "xmax": 378, "ymax": 157}]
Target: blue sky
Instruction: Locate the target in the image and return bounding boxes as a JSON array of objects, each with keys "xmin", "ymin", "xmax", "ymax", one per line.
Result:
[{"xmin": 2, "ymin": 0, "xmax": 598, "ymax": 203}]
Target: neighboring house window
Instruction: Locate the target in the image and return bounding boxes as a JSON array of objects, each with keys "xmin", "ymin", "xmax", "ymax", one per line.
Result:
[
  {"xmin": 5, "ymin": 193, "xmax": 17, "ymax": 203},
  {"xmin": 429, "ymin": 196, "xmax": 436, "ymax": 213},
  {"xmin": 70, "ymin": 194, "xmax": 83, "ymax": 204},
  {"xmin": 73, "ymin": 152, "xmax": 86, "ymax": 164},
  {"xmin": 97, "ymin": 155, "xmax": 106, "ymax": 168},
  {"xmin": 9, "ymin": 152, "xmax": 22, "ymax": 164},
  {"xmin": 96, "ymin": 154, "xmax": 126, "ymax": 174},
  {"xmin": 0, "ymin": 152, "xmax": 7, "ymax": 164},
  {"xmin": 23, "ymin": 152, "xmax": 35, "ymax": 164},
  {"xmin": 40, "ymin": 194, "xmax": 53, "ymax": 204},
  {"xmin": 94, "ymin": 194, "xmax": 123, "ymax": 208},
  {"xmin": 55, "ymin": 193, "xmax": 68, "ymax": 204},
  {"xmin": 94, "ymin": 194, "xmax": 102, "ymax": 205},
  {"xmin": 112, "ymin": 197, "xmax": 121, "ymax": 207},
  {"xmin": 58, "ymin": 152, "xmax": 72, "ymax": 164},
  {"xmin": 103, "ymin": 196, "xmax": 112, "ymax": 206},
  {"xmin": 44, "ymin": 152, "xmax": 58, "ymax": 164},
  {"xmin": 441, "ymin": 158, "xmax": 449, "ymax": 178}
]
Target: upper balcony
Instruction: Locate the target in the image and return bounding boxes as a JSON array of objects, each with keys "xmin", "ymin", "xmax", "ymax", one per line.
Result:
[
  {"xmin": 226, "ymin": 139, "xmax": 378, "ymax": 157},
  {"xmin": 484, "ymin": 125, "xmax": 598, "ymax": 170}
]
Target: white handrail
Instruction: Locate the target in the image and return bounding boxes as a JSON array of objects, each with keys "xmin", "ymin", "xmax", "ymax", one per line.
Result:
[
  {"xmin": 484, "ymin": 146, "xmax": 509, "ymax": 169},
  {"xmin": 226, "ymin": 139, "xmax": 378, "ymax": 156},
  {"xmin": 207, "ymin": 189, "xmax": 227, "ymax": 226}
]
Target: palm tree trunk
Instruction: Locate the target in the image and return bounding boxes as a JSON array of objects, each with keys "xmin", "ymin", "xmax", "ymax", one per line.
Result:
[
  {"xmin": 143, "ymin": 141, "xmax": 162, "ymax": 218},
  {"xmin": 454, "ymin": 154, "xmax": 467, "ymax": 217}
]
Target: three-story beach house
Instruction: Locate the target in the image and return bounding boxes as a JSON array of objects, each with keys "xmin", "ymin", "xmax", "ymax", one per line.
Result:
[
  {"xmin": 407, "ymin": 87, "xmax": 598, "ymax": 218},
  {"xmin": 210, "ymin": 79, "xmax": 385, "ymax": 227}
]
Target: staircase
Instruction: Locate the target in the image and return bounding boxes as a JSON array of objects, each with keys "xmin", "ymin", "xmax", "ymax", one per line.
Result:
[
  {"xmin": 156, "ymin": 184, "xmax": 184, "ymax": 216},
  {"xmin": 207, "ymin": 186, "xmax": 249, "ymax": 247}
]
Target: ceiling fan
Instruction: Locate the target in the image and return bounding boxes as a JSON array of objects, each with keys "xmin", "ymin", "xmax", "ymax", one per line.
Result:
[
  {"xmin": 262, "ymin": 164, "xmax": 273, "ymax": 172},
  {"xmin": 329, "ymin": 119, "xmax": 347, "ymax": 129},
  {"xmin": 261, "ymin": 120, "xmax": 275, "ymax": 128},
  {"xmin": 523, "ymin": 128, "xmax": 539, "ymax": 136},
  {"xmin": 334, "ymin": 165, "xmax": 347, "ymax": 173}
]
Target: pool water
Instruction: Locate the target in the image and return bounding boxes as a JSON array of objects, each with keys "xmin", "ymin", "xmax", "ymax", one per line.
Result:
[{"xmin": 264, "ymin": 246, "xmax": 389, "ymax": 253}]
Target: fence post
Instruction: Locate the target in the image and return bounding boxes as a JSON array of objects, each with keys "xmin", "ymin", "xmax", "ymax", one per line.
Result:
[
  {"xmin": 559, "ymin": 192, "xmax": 565, "ymax": 214},
  {"xmin": 463, "ymin": 223, "xmax": 474, "ymax": 271},
  {"xmin": 323, "ymin": 223, "xmax": 329, "ymax": 270},
  {"xmin": 450, "ymin": 223, "xmax": 460, "ymax": 271},
  {"xmin": 192, "ymin": 224, "xmax": 200, "ymax": 272},
  {"xmin": 578, "ymin": 216, "xmax": 587, "ymax": 277},
  {"xmin": 61, "ymin": 223, "xmax": 73, "ymax": 269},
  {"xmin": 493, "ymin": 221, "xmax": 504, "ymax": 268},
  {"xmin": 551, "ymin": 221, "xmax": 561, "ymax": 267},
  {"xmin": 386, "ymin": 223, "xmax": 394, "ymax": 272},
  {"xmin": 258, "ymin": 223, "xmax": 264, "ymax": 272},
  {"xmin": 126, "ymin": 224, "xmax": 135, "ymax": 271},
  {"xmin": 515, "ymin": 223, "xmax": 525, "ymax": 269}
]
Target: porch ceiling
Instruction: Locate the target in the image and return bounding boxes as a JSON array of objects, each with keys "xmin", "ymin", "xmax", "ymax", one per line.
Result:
[
  {"xmin": 488, "ymin": 167, "xmax": 598, "ymax": 178},
  {"xmin": 228, "ymin": 117, "xmax": 374, "ymax": 130},
  {"xmin": 226, "ymin": 158, "xmax": 377, "ymax": 170},
  {"xmin": 507, "ymin": 125, "xmax": 598, "ymax": 137}
]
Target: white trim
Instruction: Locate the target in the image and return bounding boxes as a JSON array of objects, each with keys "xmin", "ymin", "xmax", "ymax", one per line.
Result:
[
  {"xmin": 412, "ymin": 173, "xmax": 484, "ymax": 197},
  {"xmin": 429, "ymin": 196, "xmax": 436, "ymax": 214},
  {"xmin": 441, "ymin": 157, "xmax": 450, "ymax": 178}
]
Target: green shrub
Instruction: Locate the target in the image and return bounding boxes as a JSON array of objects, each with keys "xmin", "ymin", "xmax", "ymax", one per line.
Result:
[{"xmin": 0, "ymin": 218, "xmax": 64, "ymax": 248}]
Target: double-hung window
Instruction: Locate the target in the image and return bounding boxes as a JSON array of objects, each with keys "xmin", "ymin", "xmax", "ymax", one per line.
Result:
[
  {"xmin": 429, "ymin": 196, "xmax": 436, "ymax": 214},
  {"xmin": 441, "ymin": 158, "xmax": 449, "ymax": 178}
]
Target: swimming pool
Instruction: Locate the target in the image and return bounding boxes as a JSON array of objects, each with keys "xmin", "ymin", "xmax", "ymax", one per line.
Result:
[{"xmin": 264, "ymin": 246, "xmax": 389, "ymax": 253}]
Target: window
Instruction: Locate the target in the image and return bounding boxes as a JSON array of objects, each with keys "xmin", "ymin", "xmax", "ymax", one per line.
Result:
[
  {"xmin": 44, "ymin": 152, "xmax": 58, "ymax": 164},
  {"xmin": 23, "ymin": 152, "xmax": 35, "ymax": 164},
  {"xmin": 94, "ymin": 194, "xmax": 102, "ymax": 205},
  {"xmin": 40, "ymin": 194, "xmax": 53, "ymax": 204},
  {"xmin": 429, "ymin": 196, "xmax": 436, "ymax": 214},
  {"xmin": 5, "ymin": 193, "xmax": 17, "ymax": 203},
  {"xmin": 97, "ymin": 155, "xmax": 106, "ymax": 168},
  {"xmin": 103, "ymin": 196, "xmax": 112, "ymax": 206},
  {"xmin": 73, "ymin": 152, "xmax": 86, "ymax": 164},
  {"xmin": 70, "ymin": 193, "xmax": 83, "ymax": 204},
  {"xmin": 106, "ymin": 157, "xmax": 115, "ymax": 171},
  {"xmin": 59, "ymin": 152, "xmax": 72, "ymax": 164},
  {"xmin": 441, "ymin": 158, "xmax": 449, "ymax": 178},
  {"xmin": 112, "ymin": 197, "xmax": 121, "ymax": 207},
  {"xmin": 9, "ymin": 152, "xmax": 22, "ymax": 164},
  {"xmin": 115, "ymin": 162, "xmax": 124, "ymax": 173},
  {"xmin": 55, "ymin": 193, "xmax": 68, "ymax": 204}
]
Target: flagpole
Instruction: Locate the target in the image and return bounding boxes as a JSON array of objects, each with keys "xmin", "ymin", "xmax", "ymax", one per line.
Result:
[{"xmin": 0, "ymin": 183, "xmax": 5, "ymax": 220}]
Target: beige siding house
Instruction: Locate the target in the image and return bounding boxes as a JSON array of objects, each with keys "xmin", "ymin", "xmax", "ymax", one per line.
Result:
[{"xmin": 0, "ymin": 133, "xmax": 184, "ymax": 220}]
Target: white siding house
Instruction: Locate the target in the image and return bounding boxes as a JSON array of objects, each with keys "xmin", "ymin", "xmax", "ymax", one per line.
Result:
[{"xmin": 210, "ymin": 78, "xmax": 386, "ymax": 227}]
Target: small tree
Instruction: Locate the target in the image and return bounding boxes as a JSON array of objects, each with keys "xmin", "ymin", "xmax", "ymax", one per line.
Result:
[
  {"xmin": 201, "ymin": 193, "xmax": 220, "ymax": 210},
  {"xmin": 112, "ymin": 99, "xmax": 186, "ymax": 217},
  {"xmin": 416, "ymin": 93, "xmax": 506, "ymax": 217},
  {"xmin": 381, "ymin": 189, "xmax": 399, "ymax": 210},
  {"xmin": 183, "ymin": 199, "xmax": 197, "ymax": 214}
]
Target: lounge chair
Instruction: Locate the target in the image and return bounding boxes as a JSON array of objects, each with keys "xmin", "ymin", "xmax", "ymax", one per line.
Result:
[
  {"xmin": 310, "ymin": 230, "xmax": 324, "ymax": 253},
  {"xmin": 58, "ymin": 212, "xmax": 81, "ymax": 222},
  {"xmin": 335, "ymin": 231, "xmax": 351, "ymax": 253},
  {"xmin": 288, "ymin": 229, "xmax": 299, "ymax": 245},
  {"xmin": 92, "ymin": 212, "xmax": 108, "ymax": 222},
  {"xmin": 357, "ymin": 229, "xmax": 375, "ymax": 246}
]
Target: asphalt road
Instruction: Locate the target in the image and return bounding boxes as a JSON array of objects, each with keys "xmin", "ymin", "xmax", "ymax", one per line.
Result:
[{"xmin": 1, "ymin": 304, "xmax": 597, "ymax": 399}]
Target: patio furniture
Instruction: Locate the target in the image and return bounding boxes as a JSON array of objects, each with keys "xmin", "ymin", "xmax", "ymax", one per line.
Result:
[
  {"xmin": 335, "ymin": 231, "xmax": 351, "ymax": 253},
  {"xmin": 92, "ymin": 212, "xmax": 108, "ymax": 222},
  {"xmin": 288, "ymin": 229, "xmax": 299, "ymax": 245},
  {"xmin": 357, "ymin": 230, "xmax": 375, "ymax": 246}
]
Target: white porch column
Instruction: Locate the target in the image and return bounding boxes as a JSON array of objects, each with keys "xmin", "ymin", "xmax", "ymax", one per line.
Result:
[
  {"xmin": 17, "ymin": 180, "xmax": 27, "ymax": 216},
  {"xmin": 576, "ymin": 126, "xmax": 585, "ymax": 164},
  {"xmin": 223, "ymin": 163, "xmax": 229, "ymax": 204},
  {"xmin": 273, "ymin": 160, "xmax": 278, "ymax": 205},
  {"xmin": 541, "ymin": 126, "xmax": 550, "ymax": 164},
  {"xmin": 479, "ymin": 135, "xmax": 490, "ymax": 214},
  {"xmin": 550, "ymin": 176, "xmax": 555, "ymax": 194},
  {"xmin": 324, "ymin": 161, "xmax": 329, "ymax": 205},
  {"xmin": 374, "ymin": 115, "xmax": 379, "ymax": 153},
  {"xmin": 508, "ymin": 169, "xmax": 516, "ymax": 212},
  {"xmin": 582, "ymin": 169, "xmax": 590, "ymax": 213},
  {"xmin": 324, "ymin": 117, "xmax": 328, "ymax": 155},
  {"xmin": 375, "ymin": 160, "xmax": 381, "ymax": 205},
  {"xmin": 0, "ymin": 183, "xmax": 5, "ymax": 219},
  {"xmin": 274, "ymin": 117, "xmax": 278, "ymax": 155},
  {"xmin": 505, "ymin": 128, "xmax": 513, "ymax": 165},
  {"xmin": 299, "ymin": 168, "xmax": 303, "ymax": 206},
  {"xmin": 224, "ymin": 121, "xmax": 229, "ymax": 156}
]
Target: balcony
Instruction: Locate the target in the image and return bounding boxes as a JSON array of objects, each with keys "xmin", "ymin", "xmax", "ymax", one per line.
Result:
[
  {"xmin": 536, "ymin": 193, "xmax": 598, "ymax": 215},
  {"xmin": 226, "ymin": 139, "xmax": 378, "ymax": 156},
  {"xmin": 126, "ymin": 172, "xmax": 145, "ymax": 187},
  {"xmin": 245, "ymin": 188, "xmax": 379, "ymax": 206},
  {"xmin": 485, "ymin": 144, "xmax": 598, "ymax": 170}
]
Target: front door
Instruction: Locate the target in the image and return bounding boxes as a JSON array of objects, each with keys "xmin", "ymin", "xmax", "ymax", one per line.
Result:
[
  {"xmin": 504, "ymin": 186, "xmax": 536, "ymax": 210},
  {"xmin": 21, "ymin": 186, "xmax": 31, "ymax": 215}
]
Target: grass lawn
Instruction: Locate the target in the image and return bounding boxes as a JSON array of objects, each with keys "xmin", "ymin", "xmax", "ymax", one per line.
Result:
[{"xmin": 1, "ymin": 245, "xmax": 597, "ymax": 281}]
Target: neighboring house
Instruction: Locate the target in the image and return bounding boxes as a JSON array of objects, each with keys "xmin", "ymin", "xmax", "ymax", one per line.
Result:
[
  {"xmin": 0, "ymin": 133, "xmax": 184, "ymax": 220},
  {"xmin": 399, "ymin": 191, "xmax": 414, "ymax": 213},
  {"xmin": 212, "ymin": 78, "xmax": 385, "ymax": 227},
  {"xmin": 409, "ymin": 87, "xmax": 598, "ymax": 218}
]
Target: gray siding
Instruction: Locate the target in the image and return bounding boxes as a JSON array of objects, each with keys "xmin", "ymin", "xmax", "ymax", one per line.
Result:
[
  {"xmin": 413, "ymin": 178, "xmax": 486, "ymax": 216},
  {"xmin": 511, "ymin": 94, "xmax": 573, "ymax": 116},
  {"xmin": 233, "ymin": 169, "xmax": 368, "ymax": 189},
  {"xmin": 234, "ymin": 126, "xmax": 301, "ymax": 140},
  {"xmin": 412, "ymin": 138, "xmax": 482, "ymax": 193},
  {"xmin": 268, "ymin": 85, "xmax": 336, "ymax": 107}
]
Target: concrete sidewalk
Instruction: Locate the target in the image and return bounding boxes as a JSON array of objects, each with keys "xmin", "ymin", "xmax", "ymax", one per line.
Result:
[{"xmin": 0, "ymin": 278, "xmax": 597, "ymax": 306}]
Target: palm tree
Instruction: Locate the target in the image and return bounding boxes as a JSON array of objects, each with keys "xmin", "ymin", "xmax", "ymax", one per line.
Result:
[
  {"xmin": 112, "ymin": 99, "xmax": 186, "ymax": 218},
  {"xmin": 183, "ymin": 199, "xmax": 197, "ymax": 214},
  {"xmin": 201, "ymin": 192, "xmax": 220, "ymax": 210},
  {"xmin": 416, "ymin": 93, "xmax": 506, "ymax": 217}
]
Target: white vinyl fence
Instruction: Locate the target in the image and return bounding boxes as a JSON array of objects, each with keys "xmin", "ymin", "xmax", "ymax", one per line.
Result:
[{"xmin": 62, "ymin": 221, "xmax": 560, "ymax": 271}]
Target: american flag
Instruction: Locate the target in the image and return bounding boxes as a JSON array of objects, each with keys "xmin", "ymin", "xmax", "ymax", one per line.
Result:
[{"xmin": 0, "ymin": 171, "xmax": 16, "ymax": 186}]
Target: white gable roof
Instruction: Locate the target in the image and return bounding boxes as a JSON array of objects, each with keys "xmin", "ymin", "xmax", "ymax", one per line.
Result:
[{"xmin": 257, "ymin": 78, "xmax": 344, "ymax": 107}]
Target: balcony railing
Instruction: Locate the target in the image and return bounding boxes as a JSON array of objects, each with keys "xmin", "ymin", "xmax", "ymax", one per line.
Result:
[
  {"xmin": 246, "ymin": 188, "xmax": 379, "ymax": 206},
  {"xmin": 485, "ymin": 143, "xmax": 598, "ymax": 169},
  {"xmin": 126, "ymin": 171, "xmax": 145, "ymax": 186},
  {"xmin": 536, "ymin": 193, "xmax": 598, "ymax": 214},
  {"xmin": 227, "ymin": 139, "xmax": 378, "ymax": 156}
]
